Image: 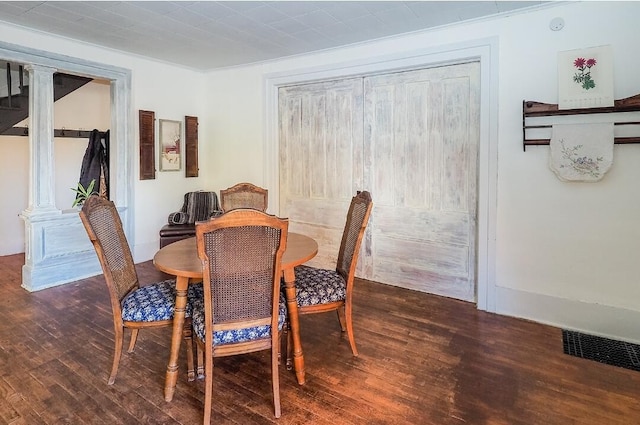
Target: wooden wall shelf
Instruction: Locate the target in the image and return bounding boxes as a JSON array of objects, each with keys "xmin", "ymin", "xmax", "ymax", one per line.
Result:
[{"xmin": 522, "ymin": 94, "xmax": 640, "ymax": 151}]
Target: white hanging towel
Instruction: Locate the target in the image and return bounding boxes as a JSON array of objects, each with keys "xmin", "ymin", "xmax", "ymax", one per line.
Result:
[{"xmin": 549, "ymin": 122, "xmax": 614, "ymax": 182}]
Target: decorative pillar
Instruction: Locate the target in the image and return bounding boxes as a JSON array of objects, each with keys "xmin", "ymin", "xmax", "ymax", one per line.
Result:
[
  {"xmin": 23, "ymin": 64, "xmax": 58, "ymax": 216},
  {"xmin": 20, "ymin": 64, "xmax": 100, "ymax": 292}
]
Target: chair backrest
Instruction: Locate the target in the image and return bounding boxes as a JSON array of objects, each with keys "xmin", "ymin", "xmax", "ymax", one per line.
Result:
[
  {"xmin": 336, "ymin": 191, "xmax": 373, "ymax": 283},
  {"xmin": 220, "ymin": 182, "xmax": 268, "ymax": 213},
  {"xmin": 195, "ymin": 209, "xmax": 288, "ymax": 339},
  {"xmin": 80, "ymin": 195, "xmax": 139, "ymax": 314}
]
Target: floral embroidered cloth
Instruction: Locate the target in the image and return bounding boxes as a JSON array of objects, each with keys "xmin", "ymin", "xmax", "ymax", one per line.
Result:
[{"xmin": 549, "ymin": 122, "xmax": 614, "ymax": 182}]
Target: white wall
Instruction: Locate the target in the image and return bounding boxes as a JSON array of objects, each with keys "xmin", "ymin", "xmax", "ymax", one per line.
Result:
[
  {"xmin": 491, "ymin": 2, "xmax": 640, "ymax": 342},
  {"xmin": 202, "ymin": 2, "xmax": 640, "ymax": 342},
  {"xmin": 0, "ymin": 22, "xmax": 212, "ymax": 261},
  {"xmin": 0, "ymin": 133, "xmax": 28, "ymax": 255},
  {"xmin": 203, "ymin": 65, "xmax": 266, "ymax": 192}
]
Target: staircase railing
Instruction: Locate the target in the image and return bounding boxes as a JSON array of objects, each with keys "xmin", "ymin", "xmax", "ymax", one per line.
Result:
[
  {"xmin": 1, "ymin": 65, "xmax": 92, "ymax": 135},
  {"xmin": 5, "ymin": 62, "xmax": 12, "ymax": 108},
  {"xmin": 0, "ymin": 62, "xmax": 29, "ymax": 134},
  {"xmin": 2, "ymin": 62, "xmax": 26, "ymax": 105}
]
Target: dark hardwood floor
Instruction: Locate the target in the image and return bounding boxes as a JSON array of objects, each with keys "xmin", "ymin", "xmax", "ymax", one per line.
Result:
[{"xmin": 1, "ymin": 253, "xmax": 639, "ymax": 424}]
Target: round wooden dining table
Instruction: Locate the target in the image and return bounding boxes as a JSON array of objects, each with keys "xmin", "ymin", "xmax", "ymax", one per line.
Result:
[{"xmin": 153, "ymin": 232, "xmax": 318, "ymax": 402}]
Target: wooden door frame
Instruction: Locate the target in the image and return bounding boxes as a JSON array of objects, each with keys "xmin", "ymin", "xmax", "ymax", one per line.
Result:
[{"xmin": 264, "ymin": 38, "xmax": 499, "ymax": 312}]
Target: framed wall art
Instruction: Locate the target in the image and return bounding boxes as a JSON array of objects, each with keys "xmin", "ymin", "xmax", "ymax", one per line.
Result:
[
  {"xmin": 159, "ymin": 119, "xmax": 182, "ymax": 171},
  {"xmin": 558, "ymin": 45, "xmax": 614, "ymax": 110}
]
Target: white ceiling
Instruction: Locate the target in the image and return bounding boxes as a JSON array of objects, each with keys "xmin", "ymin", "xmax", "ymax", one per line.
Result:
[{"xmin": 0, "ymin": 1, "xmax": 550, "ymax": 71}]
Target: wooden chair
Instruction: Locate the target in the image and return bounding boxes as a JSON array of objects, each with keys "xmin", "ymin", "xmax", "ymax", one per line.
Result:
[
  {"xmin": 80, "ymin": 195, "xmax": 200, "ymax": 385},
  {"xmin": 287, "ymin": 191, "xmax": 372, "ymax": 359},
  {"xmin": 192, "ymin": 209, "xmax": 288, "ymax": 423},
  {"xmin": 219, "ymin": 182, "xmax": 268, "ymax": 212}
]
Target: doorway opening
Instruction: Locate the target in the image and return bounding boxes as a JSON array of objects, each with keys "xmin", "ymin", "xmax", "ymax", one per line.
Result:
[{"xmin": 0, "ymin": 41, "xmax": 133, "ymax": 291}]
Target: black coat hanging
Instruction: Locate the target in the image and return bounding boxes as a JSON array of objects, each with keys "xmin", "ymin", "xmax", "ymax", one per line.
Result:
[{"xmin": 77, "ymin": 129, "xmax": 109, "ymax": 202}]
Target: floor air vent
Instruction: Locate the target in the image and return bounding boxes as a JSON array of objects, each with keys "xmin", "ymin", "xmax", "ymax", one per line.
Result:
[{"xmin": 562, "ymin": 330, "xmax": 640, "ymax": 372}]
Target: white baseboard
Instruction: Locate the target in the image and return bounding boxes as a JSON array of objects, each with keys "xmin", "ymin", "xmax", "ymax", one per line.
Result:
[{"xmin": 495, "ymin": 286, "xmax": 640, "ymax": 345}]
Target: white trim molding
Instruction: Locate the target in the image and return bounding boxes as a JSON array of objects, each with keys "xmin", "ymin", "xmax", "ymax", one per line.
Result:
[
  {"xmin": 495, "ymin": 286, "xmax": 640, "ymax": 345},
  {"xmin": 263, "ymin": 38, "xmax": 499, "ymax": 311}
]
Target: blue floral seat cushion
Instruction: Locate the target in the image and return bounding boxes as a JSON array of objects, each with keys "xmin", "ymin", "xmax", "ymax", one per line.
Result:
[
  {"xmin": 293, "ymin": 265, "xmax": 346, "ymax": 307},
  {"xmin": 121, "ymin": 280, "xmax": 203, "ymax": 322},
  {"xmin": 191, "ymin": 294, "xmax": 287, "ymax": 345}
]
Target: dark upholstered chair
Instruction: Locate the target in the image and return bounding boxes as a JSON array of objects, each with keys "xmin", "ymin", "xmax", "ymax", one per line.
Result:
[
  {"xmin": 219, "ymin": 182, "xmax": 268, "ymax": 212},
  {"xmin": 192, "ymin": 209, "xmax": 289, "ymax": 423},
  {"xmin": 159, "ymin": 191, "xmax": 222, "ymax": 248},
  {"xmin": 286, "ymin": 191, "xmax": 372, "ymax": 360},
  {"xmin": 80, "ymin": 195, "xmax": 201, "ymax": 385}
]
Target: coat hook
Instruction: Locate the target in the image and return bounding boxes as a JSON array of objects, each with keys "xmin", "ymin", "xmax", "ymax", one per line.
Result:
[{"xmin": 61, "ymin": 127, "xmax": 66, "ymax": 137}]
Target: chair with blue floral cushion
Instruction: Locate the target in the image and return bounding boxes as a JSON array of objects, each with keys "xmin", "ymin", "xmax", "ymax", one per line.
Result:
[
  {"xmin": 193, "ymin": 208, "xmax": 288, "ymax": 424},
  {"xmin": 80, "ymin": 195, "xmax": 201, "ymax": 385},
  {"xmin": 287, "ymin": 191, "xmax": 372, "ymax": 360}
]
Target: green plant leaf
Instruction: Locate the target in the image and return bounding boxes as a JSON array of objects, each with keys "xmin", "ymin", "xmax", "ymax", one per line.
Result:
[{"xmin": 71, "ymin": 179, "xmax": 97, "ymax": 207}]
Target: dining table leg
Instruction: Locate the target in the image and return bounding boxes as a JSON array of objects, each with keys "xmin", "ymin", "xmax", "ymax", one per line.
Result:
[
  {"xmin": 282, "ymin": 267, "xmax": 305, "ymax": 385},
  {"xmin": 164, "ymin": 275, "xmax": 189, "ymax": 402}
]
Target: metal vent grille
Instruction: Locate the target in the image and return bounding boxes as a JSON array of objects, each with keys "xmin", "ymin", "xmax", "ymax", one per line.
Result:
[{"xmin": 562, "ymin": 330, "xmax": 640, "ymax": 372}]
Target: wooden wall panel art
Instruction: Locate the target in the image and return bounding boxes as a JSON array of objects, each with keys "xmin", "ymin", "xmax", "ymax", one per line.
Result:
[
  {"xmin": 185, "ymin": 115, "xmax": 199, "ymax": 177},
  {"xmin": 139, "ymin": 110, "xmax": 155, "ymax": 180}
]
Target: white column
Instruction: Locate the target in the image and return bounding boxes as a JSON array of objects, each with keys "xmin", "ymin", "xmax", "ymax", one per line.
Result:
[
  {"xmin": 20, "ymin": 64, "xmax": 63, "ymax": 292},
  {"xmin": 23, "ymin": 64, "xmax": 58, "ymax": 216}
]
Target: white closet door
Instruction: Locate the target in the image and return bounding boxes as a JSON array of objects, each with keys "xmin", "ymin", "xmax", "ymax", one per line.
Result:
[
  {"xmin": 278, "ymin": 61, "xmax": 479, "ymax": 301},
  {"xmin": 364, "ymin": 62, "xmax": 480, "ymax": 301},
  {"xmin": 278, "ymin": 78, "xmax": 365, "ymax": 269}
]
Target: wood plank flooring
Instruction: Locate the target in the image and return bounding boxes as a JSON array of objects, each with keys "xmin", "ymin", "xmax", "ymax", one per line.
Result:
[{"xmin": 1, "ymin": 253, "xmax": 639, "ymax": 424}]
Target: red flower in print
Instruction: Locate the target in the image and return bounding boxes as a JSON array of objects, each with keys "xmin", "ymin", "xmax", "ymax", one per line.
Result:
[{"xmin": 573, "ymin": 57, "xmax": 597, "ymax": 90}]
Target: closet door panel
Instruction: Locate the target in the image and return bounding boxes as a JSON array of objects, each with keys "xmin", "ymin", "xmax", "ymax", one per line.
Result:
[
  {"xmin": 279, "ymin": 78, "xmax": 364, "ymax": 269},
  {"xmin": 364, "ymin": 62, "xmax": 480, "ymax": 301}
]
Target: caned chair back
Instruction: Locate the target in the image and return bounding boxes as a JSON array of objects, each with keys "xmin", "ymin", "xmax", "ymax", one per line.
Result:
[
  {"xmin": 336, "ymin": 191, "xmax": 373, "ymax": 283},
  {"xmin": 285, "ymin": 190, "xmax": 372, "ymax": 361},
  {"xmin": 81, "ymin": 195, "xmax": 198, "ymax": 386},
  {"xmin": 220, "ymin": 182, "xmax": 268, "ymax": 213},
  {"xmin": 196, "ymin": 209, "xmax": 288, "ymax": 344},
  {"xmin": 80, "ymin": 195, "xmax": 138, "ymax": 309},
  {"xmin": 195, "ymin": 209, "xmax": 288, "ymax": 422}
]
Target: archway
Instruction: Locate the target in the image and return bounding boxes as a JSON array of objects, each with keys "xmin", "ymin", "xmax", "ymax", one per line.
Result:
[{"xmin": 0, "ymin": 41, "xmax": 133, "ymax": 291}]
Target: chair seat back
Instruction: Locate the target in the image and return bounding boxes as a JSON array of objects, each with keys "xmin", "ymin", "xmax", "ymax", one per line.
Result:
[{"xmin": 220, "ymin": 183, "xmax": 268, "ymax": 212}]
